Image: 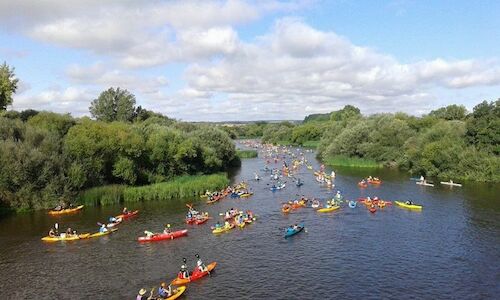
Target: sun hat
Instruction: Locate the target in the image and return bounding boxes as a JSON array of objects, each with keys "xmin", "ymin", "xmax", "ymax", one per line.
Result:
[{"xmin": 139, "ymin": 288, "xmax": 147, "ymax": 295}]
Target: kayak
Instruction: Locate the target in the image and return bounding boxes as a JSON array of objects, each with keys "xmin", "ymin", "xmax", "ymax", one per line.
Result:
[
  {"xmin": 115, "ymin": 210, "xmax": 139, "ymax": 219},
  {"xmin": 41, "ymin": 233, "xmax": 90, "ymax": 242},
  {"xmin": 166, "ymin": 286, "xmax": 186, "ymax": 300},
  {"xmin": 89, "ymin": 228, "xmax": 118, "ymax": 238},
  {"xmin": 106, "ymin": 218, "xmax": 122, "ymax": 228},
  {"xmin": 212, "ymin": 224, "xmax": 235, "ymax": 234},
  {"xmin": 237, "ymin": 222, "xmax": 246, "ymax": 229},
  {"xmin": 416, "ymin": 181, "xmax": 434, "ymax": 187},
  {"xmin": 348, "ymin": 201, "xmax": 357, "ymax": 208},
  {"xmin": 194, "ymin": 217, "xmax": 210, "ymax": 225},
  {"xmin": 282, "ymin": 203, "xmax": 291, "ymax": 213},
  {"xmin": 240, "ymin": 193, "xmax": 253, "ymax": 198},
  {"xmin": 317, "ymin": 206, "xmax": 340, "ymax": 213},
  {"xmin": 138, "ymin": 229, "xmax": 188, "ymax": 242},
  {"xmin": 48, "ymin": 205, "xmax": 84, "ymax": 215},
  {"xmin": 368, "ymin": 180, "xmax": 382, "ymax": 184},
  {"xmin": 395, "ymin": 201, "xmax": 423, "ymax": 210},
  {"xmin": 284, "ymin": 224, "xmax": 304, "ymax": 238},
  {"xmin": 440, "ymin": 181, "xmax": 462, "ymax": 187},
  {"xmin": 171, "ymin": 262, "xmax": 217, "ymax": 285}
]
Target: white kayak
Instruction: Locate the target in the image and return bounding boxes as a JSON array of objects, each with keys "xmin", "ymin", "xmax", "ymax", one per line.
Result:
[
  {"xmin": 416, "ymin": 181, "xmax": 434, "ymax": 187},
  {"xmin": 440, "ymin": 181, "xmax": 462, "ymax": 187}
]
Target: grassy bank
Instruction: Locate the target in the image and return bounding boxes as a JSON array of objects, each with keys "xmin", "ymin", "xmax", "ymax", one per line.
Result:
[
  {"xmin": 302, "ymin": 140, "xmax": 320, "ymax": 149},
  {"xmin": 76, "ymin": 174, "xmax": 229, "ymax": 206},
  {"xmin": 325, "ymin": 155, "xmax": 382, "ymax": 168},
  {"xmin": 236, "ymin": 149, "xmax": 258, "ymax": 158}
]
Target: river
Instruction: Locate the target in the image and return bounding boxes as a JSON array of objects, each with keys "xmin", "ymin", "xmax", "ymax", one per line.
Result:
[{"xmin": 0, "ymin": 145, "xmax": 499, "ymax": 299}]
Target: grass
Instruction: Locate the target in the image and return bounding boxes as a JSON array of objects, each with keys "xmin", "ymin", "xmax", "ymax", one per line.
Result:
[
  {"xmin": 276, "ymin": 140, "xmax": 293, "ymax": 146},
  {"xmin": 302, "ymin": 140, "xmax": 320, "ymax": 149},
  {"xmin": 77, "ymin": 184, "xmax": 126, "ymax": 206},
  {"xmin": 123, "ymin": 174, "xmax": 229, "ymax": 202},
  {"xmin": 325, "ymin": 155, "xmax": 382, "ymax": 168},
  {"xmin": 75, "ymin": 174, "xmax": 229, "ymax": 205},
  {"xmin": 236, "ymin": 150, "xmax": 258, "ymax": 158}
]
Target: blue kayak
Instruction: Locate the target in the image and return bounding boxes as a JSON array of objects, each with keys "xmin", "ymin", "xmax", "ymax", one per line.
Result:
[
  {"xmin": 348, "ymin": 201, "xmax": 357, "ymax": 208},
  {"xmin": 284, "ymin": 224, "xmax": 304, "ymax": 238}
]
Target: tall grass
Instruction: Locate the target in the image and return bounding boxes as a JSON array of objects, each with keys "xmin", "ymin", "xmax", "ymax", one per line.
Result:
[
  {"xmin": 77, "ymin": 184, "xmax": 126, "ymax": 206},
  {"xmin": 325, "ymin": 155, "xmax": 381, "ymax": 168},
  {"xmin": 236, "ymin": 150, "xmax": 258, "ymax": 158},
  {"xmin": 302, "ymin": 140, "xmax": 320, "ymax": 149},
  {"xmin": 123, "ymin": 174, "xmax": 229, "ymax": 202}
]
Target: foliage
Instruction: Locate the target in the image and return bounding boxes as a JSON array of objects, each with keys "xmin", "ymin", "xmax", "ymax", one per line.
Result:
[
  {"xmin": 303, "ymin": 113, "xmax": 330, "ymax": 123},
  {"xmin": 325, "ymin": 155, "xmax": 381, "ymax": 168},
  {"xmin": 428, "ymin": 104, "xmax": 468, "ymax": 120},
  {"xmin": 465, "ymin": 100, "xmax": 500, "ymax": 155},
  {"xmin": 89, "ymin": 87, "xmax": 137, "ymax": 122},
  {"xmin": 0, "ymin": 62, "xmax": 18, "ymax": 110}
]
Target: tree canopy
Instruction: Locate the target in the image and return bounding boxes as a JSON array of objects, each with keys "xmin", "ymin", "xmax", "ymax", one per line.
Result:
[
  {"xmin": 89, "ymin": 87, "xmax": 136, "ymax": 122},
  {"xmin": 0, "ymin": 62, "xmax": 18, "ymax": 110}
]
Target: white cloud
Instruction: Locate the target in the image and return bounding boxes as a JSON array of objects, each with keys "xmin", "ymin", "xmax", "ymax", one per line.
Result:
[{"xmin": 13, "ymin": 87, "xmax": 93, "ymax": 115}]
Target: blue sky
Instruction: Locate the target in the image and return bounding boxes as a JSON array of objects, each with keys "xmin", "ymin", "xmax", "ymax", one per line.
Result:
[{"xmin": 1, "ymin": 0, "xmax": 499, "ymax": 121}]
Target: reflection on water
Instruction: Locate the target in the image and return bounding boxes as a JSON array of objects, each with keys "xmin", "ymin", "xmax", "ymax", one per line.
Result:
[{"xmin": 0, "ymin": 147, "xmax": 498, "ymax": 299}]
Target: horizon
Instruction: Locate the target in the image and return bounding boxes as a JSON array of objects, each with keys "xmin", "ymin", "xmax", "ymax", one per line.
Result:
[{"xmin": 1, "ymin": 0, "xmax": 500, "ymax": 121}]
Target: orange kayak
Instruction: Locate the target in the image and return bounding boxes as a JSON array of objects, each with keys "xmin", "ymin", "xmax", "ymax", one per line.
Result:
[{"xmin": 171, "ymin": 262, "xmax": 217, "ymax": 285}]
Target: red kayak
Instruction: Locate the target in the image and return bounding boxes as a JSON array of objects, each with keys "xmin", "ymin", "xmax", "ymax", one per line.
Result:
[
  {"xmin": 194, "ymin": 217, "xmax": 210, "ymax": 225},
  {"xmin": 115, "ymin": 210, "xmax": 139, "ymax": 219},
  {"xmin": 171, "ymin": 262, "xmax": 217, "ymax": 285},
  {"xmin": 138, "ymin": 229, "xmax": 188, "ymax": 242},
  {"xmin": 185, "ymin": 218, "xmax": 196, "ymax": 224}
]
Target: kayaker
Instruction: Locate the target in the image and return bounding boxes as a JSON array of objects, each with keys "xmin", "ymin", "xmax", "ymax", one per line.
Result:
[
  {"xmin": 406, "ymin": 200, "xmax": 413, "ymax": 205},
  {"xmin": 99, "ymin": 224, "xmax": 108, "ymax": 233},
  {"xmin": 224, "ymin": 221, "xmax": 231, "ymax": 228},
  {"xmin": 214, "ymin": 221, "xmax": 222, "ymax": 229},
  {"xmin": 178, "ymin": 259, "xmax": 190, "ymax": 279},
  {"xmin": 163, "ymin": 224, "xmax": 171, "ymax": 234},
  {"xmin": 144, "ymin": 230, "xmax": 154, "ymax": 238},
  {"xmin": 158, "ymin": 282, "xmax": 172, "ymax": 299},
  {"xmin": 48, "ymin": 228, "xmax": 56, "ymax": 237},
  {"xmin": 66, "ymin": 228, "xmax": 73, "ymax": 236},
  {"xmin": 195, "ymin": 254, "xmax": 208, "ymax": 272},
  {"xmin": 420, "ymin": 175, "xmax": 425, "ymax": 181},
  {"xmin": 122, "ymin": 207, "xmax": 129, "ymax": 215},
  {"xmin": 136, "ymin": 288, "xmax": 147, "ymax": 300}
]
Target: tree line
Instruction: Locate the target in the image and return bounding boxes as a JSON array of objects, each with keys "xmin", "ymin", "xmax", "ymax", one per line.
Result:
[
  {"xmin": 224, "ymin": 102, "xmax": 499, "ymax": 182},
  {"xmin": 0, "ymin": 68, "xmax": 237, "ymax": 211}
]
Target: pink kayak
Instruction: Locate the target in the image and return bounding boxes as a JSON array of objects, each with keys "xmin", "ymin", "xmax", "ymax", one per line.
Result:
[{"xmin": 138, "ymin": 229, "xmax": 188, "ymax": 242}]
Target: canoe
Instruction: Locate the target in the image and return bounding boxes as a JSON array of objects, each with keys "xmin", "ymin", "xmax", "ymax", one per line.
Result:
[
  {"xmin": 284, "ymin": 224, "xmax": 304, "ymax": 238},
  {"xmin": 138, "ymin": 229, "xmax": 188, "ymax": 242},
  {"xmin": 165, "ymin": 286, "xmax": 186, "ymax": 300},
  {"xmin": 41, "ymin": 233, "xmax": 90, "ymax": 242},
  {"xmin": 115, "ymin": 210, "xmax": 139, "ymax": 219},
  {"xmin": 89, "ymin": 228, "xmax": 118, "ymax": 238},
  {"xmin": 48, "ymin": 205, "xmax": 84, "ymax": 215},
  {"xmin": 395, "ymin": 201, "xmax": 423, "ymax": 210},
  {"xmin": 171, "ymin": 262, "xmax": 217, "ymax": 285},
  {"xmin": 212, "ymin": 224, "xmax": 235, "ymax": 234},
  {"xmin": 348, "ymin": 201, "xmax": 357, "ymax": 208},
  {"xmin": 317, "ymin": 206, "xmax": 340, "ymax": 213},
  {"xmin": 440, "ymin": 181, "xmax": 462, "ymax": 187},
  {"xmin": 416, "ymin": 181, "xmax": 434, "ymax": 187}
]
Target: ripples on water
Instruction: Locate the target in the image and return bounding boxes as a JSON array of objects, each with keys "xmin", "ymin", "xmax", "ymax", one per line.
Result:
[{"xmin": 0, "ymin": 150, "xmax": 499, "ymax": 299}]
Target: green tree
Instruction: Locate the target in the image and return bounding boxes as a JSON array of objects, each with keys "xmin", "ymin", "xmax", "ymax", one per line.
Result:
[
  {"xmin": 0, "ymin": 62, "xmax": 19, "ymax": 110},
  {"xmin": 89, "ymin": 87, "xmax": 136, "ymax": 122},
  {"xmin": 330, "ymin": 105, "xmax": 361, "ymax": 122},
  {"xmin": 429, "ymin": 104, "xmax": 468, "ymax": 120},
  {"xmin": 466, "ymin": 100, "xmax": 500, "ymax": 154}
]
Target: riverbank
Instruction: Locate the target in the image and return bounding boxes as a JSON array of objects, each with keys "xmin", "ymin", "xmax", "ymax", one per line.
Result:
[
  {"xmin": 324, "ymin": 155, "xmax": 382, "ymax": 168},
  {"xmin": 77, "ymin": 174, "xmax": 229, "ymax": 206}
]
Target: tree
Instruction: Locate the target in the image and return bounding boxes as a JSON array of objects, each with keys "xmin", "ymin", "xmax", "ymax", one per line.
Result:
[
  {"xmin": 466, "ymin": 99, "xmax": 500, "ymax": 154},
  {"xmin": 89, "ymin": 87, "xmax": 136, "ymax": 122},
  {"xmin": 428, "ymin": 104, "xmax": 468, "ymax": 120},
  {"xmin": 330, "ymin": 105, "xmax": 361, "ymax": 122},
  {"xmin": 0, "ymin": 62, "xmax": 19, "ymax": 110}
]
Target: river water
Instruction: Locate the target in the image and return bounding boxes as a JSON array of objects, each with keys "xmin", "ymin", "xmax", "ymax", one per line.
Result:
[{"xmin": 0, "ymin": 145, "xmax": 499, "ymax": 299}]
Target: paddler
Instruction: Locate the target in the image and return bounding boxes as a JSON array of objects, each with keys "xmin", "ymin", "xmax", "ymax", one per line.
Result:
[
  {"xmin": 48, "ymin": 227, "xmax": 56, "ymax": 237},
  {"xmin": 224, "ymin": 220, "xmax": 231, "ymax": 228},
  {"xmin": 195, "ymin": 254, "xmax": 208, "ymax": 272},
  {"xmin": 214, "ymin": 221, "xmax": 222, "ymax": 229},
  {"xmin": 158, "ymin": 282, "xmax": 172, "ymax": 299},
  {"xmin": 163, "ymin": 224, "xmax": 171, "ymax": 234},
  {"xmin": 99, "ymin": 224, "xmax": 108, "ymax": 233},
  {"xmin": 136, "ymin": 288, "xmax": 149, "ymax": 300},
  {"xmin": 178, "ymin": 259, "xmax": 190, "ymax": 279},
  {"xmin": 144, "ymin": 230, "xmax": 154, "ymax": 238},
  {"xmin": 405, "ymin": 200, "xmax": 413, "ymax": 205},
  {"xmin": 122, "ymin": 207, "xmax": 129, "ymax": 215}
]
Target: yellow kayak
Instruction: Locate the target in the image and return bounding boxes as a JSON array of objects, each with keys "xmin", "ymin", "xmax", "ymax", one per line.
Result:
[
  {"xmin": 212, "ymin": 224, "xmax": 235, "ymax": 234},
  {"xmin": 48, "ymin": 205, "xmax": 84, "ymax": 215},
  {"xmin": 41, "ymin": 233, "xmax": 90, "ymax": 242},
  {"xmin": 240, "ymin": 193, "xmax": 253, "ymax": 198},
  {"xmin": 166, "ymin": 286, "xmax": 187, "ymax": 300},
  {"xmin": 317, "ymin": 206, "xmax": 340, "ymax": 213},
  {"xmin": 89, "ymin": 228, "xmax": 118, "ymax": 238},
  {"xmin": 395, "ymin": 201, "xmax": 423, "ymax": 210}
]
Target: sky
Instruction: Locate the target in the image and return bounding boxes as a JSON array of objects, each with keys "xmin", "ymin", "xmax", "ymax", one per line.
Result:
[{"xmin": 1, "ymin": 0, "xmax": 499, "ymax": 121}]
